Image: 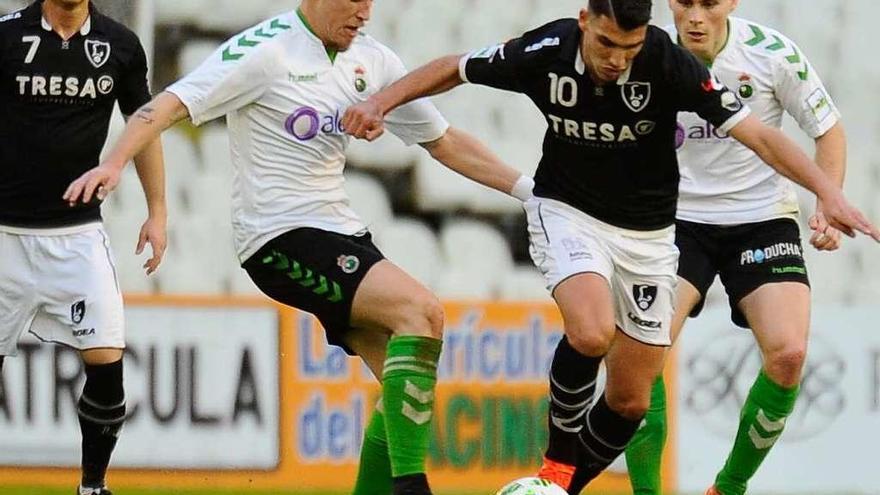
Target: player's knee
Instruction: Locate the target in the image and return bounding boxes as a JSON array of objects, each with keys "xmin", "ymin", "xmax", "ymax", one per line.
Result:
[
  {"xmin": 390, "ymin": 292, "xmax": 444, "ymax": 340},
  {"xmin": 606, "ymin": 393, "xmax": 650, "ymax": 421},
  {"xmin": 566, "ymin": 320, "xmax": 615, "ymax": 357},
  {"xmin": 765, "ymin": 345, "xmax": 807, "ymax": 386}
]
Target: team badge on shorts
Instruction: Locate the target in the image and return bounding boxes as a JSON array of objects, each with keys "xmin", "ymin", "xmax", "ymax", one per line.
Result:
[
  {"xmin": 632, "ymin": 284, "xmax": 657, "ymax": 311},
  {"xmin": 71, "ymin": 300, "xmax": 86, "ymax": 324},
  {"xmin": 337, "ymin": 255, "xmax": 360, "ymax": 274},
  {"xmin": 84, "ymin": 40, "xmax": 111, "ymax": 69}
]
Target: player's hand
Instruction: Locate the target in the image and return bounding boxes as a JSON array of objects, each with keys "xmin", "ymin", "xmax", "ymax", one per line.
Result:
[
  {"xmin": 63, "ymin": 163, "xmax": 123, "ymax": 206},
  {"xmin": 342, "ymin": 99, "xmax": 385, "ymax": 141},
  {"xmin": 137, "ymin": 215, "xmax": 167, "ymax": 275},
  {"xmin": 808, "ymin": 208, "xmax": 842, "ymax": 251},
  {"xmin": 818, "ymin": 191, "xmax": 880, "ymax": 242}
]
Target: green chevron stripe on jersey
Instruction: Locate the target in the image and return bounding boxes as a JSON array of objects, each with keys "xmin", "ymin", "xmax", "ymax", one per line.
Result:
[
  {"xmin": 745, "ymin": 24, "xmax": 810, "ymax": 81},
  {"xmin": 221, "ymin": 17, "xmax": 292, "ymax": 62}
]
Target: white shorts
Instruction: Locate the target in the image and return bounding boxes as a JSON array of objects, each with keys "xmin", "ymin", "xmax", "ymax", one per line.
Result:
[
  {"xmin": 524, "ymin": 197, "xmax": 679, "ymax": 346},
  {"xmin": 0, "ymin": 223, "xmax": 125, "ymax": 356}
]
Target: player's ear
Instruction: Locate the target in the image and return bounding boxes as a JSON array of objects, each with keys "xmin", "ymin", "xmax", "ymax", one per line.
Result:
[
  {"xmin": 578, "ymin": 8, "xmax": 590, "ymax": 31},
  {"xmin": 729, "ymin": 0, "xmax": 741, "ymax": 12}
]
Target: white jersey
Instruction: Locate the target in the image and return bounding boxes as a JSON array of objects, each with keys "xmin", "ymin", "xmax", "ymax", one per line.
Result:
[
  {"xmin": 167, "ymin": 11, "xmax": 448, "ymax": 261},
  {"xmin": 665, "ymin": 17, "xmax": 840, "ymax": 224}
]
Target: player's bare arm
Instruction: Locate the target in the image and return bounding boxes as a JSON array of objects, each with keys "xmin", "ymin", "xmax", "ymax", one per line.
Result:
[
  {"xmin": 343, "ymin": 54, "xmax": 463, "ymax": 140},
  {"xmin": 419, "ymin": 127, "xmax": 532, "ymax": 200},
  {"xmin": 130, "ymin": 135, "xmax": 168, "ymax": 275},
  {"xmin": 63, "ymin": 92, "xmax": 190, "ymax": 205},
  {"xmin": 728, "ymin": 115, "xmax": 878, "ymax": 241},
  {"xmin": 810, "ymin": 122, "xmax": 847, "ymax": 250}
]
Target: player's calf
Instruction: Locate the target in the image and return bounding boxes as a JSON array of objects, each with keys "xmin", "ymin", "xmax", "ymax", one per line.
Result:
[
  {"xmin": 78, "ymin": 359, "xmax": 126, "ymax": 492},
  {"xmin": 540, "ymin": 336, "xmax": 602, "ymax": 490}
]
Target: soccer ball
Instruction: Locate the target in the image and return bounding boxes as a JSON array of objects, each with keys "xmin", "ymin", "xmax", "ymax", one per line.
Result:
[{"xmin": 495, "ymin": 477, "xmax": 568, "ymax": 495}]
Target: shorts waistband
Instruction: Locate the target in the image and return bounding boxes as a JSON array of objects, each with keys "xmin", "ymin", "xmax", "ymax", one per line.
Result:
[{"xmin": 0, "ymin": 222, "xmax": 103, "ymax": 236}]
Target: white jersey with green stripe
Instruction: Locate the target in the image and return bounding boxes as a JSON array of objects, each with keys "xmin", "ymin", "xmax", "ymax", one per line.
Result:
[
  {"xmin": 166, "ymin": 11, "xmax": 448, "ymax": 262},
  {"xmin": 665, "ymin": 17, "xmax": 840, "ymax": 225}
]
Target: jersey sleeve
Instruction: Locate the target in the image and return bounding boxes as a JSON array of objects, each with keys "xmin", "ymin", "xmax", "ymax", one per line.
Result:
[
  {"xmin": 772, "ymin": 41, "xmax": 840, "ymax": 138},
  {"xmin": 458, "ymin": 36, "xmax": 530, "ymax": 92},
  {"xmin": 116, "ymin": 35, "xmax": 152, "ymax": 115},
  {"xmin": 165, "ymin": 38, "xmax": 281, "ymax": 126},
  {"xmin": 380, "ymin": 49, "xmax": 449, "ymax": 145},
  {"xmin": 671, "ymin": 44, "xmax": 751, "ymax": 133}
]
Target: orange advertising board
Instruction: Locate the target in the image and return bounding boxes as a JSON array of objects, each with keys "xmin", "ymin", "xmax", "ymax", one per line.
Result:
[{"xmin": 0, "ymin": 296, "xmax": 675, "ymax": 492}]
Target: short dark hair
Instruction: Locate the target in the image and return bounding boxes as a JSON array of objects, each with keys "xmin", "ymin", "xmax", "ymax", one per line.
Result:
[{"xmin": 588, "ymin": 0, "xmax": 652, "ymax": 31}]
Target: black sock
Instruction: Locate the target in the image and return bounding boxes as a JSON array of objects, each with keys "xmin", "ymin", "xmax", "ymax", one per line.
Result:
[
  {"xmin": 545, "ymin": 336, "xmax": 602, "ymax": 467},
  {"xmin": 79, "ymin": 359, "xmax": 126, "ymax": 489},
  {"xmin": 392, "ymin": 473, "xmax": 431, "ymax": 495},
  {"xmin": 0, "ymin": 356, "xmax": 4, "ymax": 372},
  {"xmin": 569, "ymin": 394, "xmax": 643, "ymax": 493}
]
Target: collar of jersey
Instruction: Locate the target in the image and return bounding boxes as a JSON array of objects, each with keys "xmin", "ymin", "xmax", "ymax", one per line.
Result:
[
  {"xmin": 41, "ymin": 13, "xmax": 91, "ymax": 35},
  {"xmin": 25, "ymin": 0, "xmax": 99, "ymax": 36},
  {"xmin": 295, "ymin": 7, "xmax": 338, "ymax": 64}
]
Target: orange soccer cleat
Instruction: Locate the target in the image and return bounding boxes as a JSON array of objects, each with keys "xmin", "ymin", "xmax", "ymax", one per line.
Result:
[{"xmin": 537, "ymin": 457, "xmax": 577, "ymax": 492}]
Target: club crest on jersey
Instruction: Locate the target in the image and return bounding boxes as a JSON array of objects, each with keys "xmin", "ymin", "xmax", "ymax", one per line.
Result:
[
  {"xmin": 632, "ymin": 284, "xmax": 657, "ymax": 311},
  {"xmin": 71, "ymin": 300, "xmax": 86, "ymax": 324},
  {"xmin": 354, "ymin": 66, "xmax": 367, "ymax": 93},
  {"xmin": 621, "ymin": 81, "xmax": 651, "ymax": 112},
  {"xmin": 84, "ymin": 40, "xmax": 111, "ymax": 68}
]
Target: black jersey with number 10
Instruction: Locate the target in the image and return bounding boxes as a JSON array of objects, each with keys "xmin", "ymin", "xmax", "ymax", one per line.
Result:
[
  {"xmin": 462, "ymin": 19, "xmax": 749, "ymax": 231},
  {"xmin": 0, "ymin": 1, "xmax": 151, "ymax": 228}
]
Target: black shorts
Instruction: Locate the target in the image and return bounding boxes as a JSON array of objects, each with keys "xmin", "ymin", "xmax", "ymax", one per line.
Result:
[
  {"xmin": 676, "ymin": 218, "xmax": 810, "ymax": 328},
  {"xmin": 242, "ymin": 227, "xmax": 385, "ymax": 354}
]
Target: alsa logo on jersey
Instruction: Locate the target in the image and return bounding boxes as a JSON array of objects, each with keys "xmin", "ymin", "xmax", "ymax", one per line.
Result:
[
  {"xmin": 740, "ymin": 242, "xmax": 803, "ymax": 265},
  {"xmin": 285, "ymin": 106, "xmax": 344, "ymax": 141},
  {"xmin": 676, "ymin": 119, "xmax": 731, "ymax": 148},
  {"xmin": 16, "ymin": 74, "xmax": 114, "ymax": 98},
  {"xmin": 548, "ymin": 115, "xmax": 655, "ymax": 143}
]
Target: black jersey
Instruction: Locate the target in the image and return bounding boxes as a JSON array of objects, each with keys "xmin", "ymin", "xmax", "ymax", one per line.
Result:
[
  {"xmin": 0, "ymin": 0, "xmax": 151, "ymax": 228},
  {"xmin": 461, "ymin": 19, "xmax": 749, "ymax": 230}
]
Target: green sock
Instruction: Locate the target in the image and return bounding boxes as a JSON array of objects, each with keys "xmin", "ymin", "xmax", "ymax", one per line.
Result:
[
  {"xmin": 625, "ymin": 376, "xmax": 667, "ymax": 495},
  {"xmin": 353, "ymin": 400, "xmax": 393, "ymax": 495},
  {"xmin": 382, "ymin": 336, "xmax": 441, "ymax": 477},
  {"xmin": 715, "ymin": 370, "xmax": 799, "ymax": 495}
]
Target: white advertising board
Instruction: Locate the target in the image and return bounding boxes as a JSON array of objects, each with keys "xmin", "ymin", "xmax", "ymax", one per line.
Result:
[
  {"xmin": 0, "ymin": 305, "xmax": 280, "ymax": 469},
  {"xmin": 676, "ymin": 305, "xmax": 880, "ymax": 494}
]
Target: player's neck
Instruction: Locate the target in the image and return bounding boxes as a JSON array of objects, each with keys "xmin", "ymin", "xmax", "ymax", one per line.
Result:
[{"xmin": 42, "ymin": 0, "xmax": 90, "ymax": 40}]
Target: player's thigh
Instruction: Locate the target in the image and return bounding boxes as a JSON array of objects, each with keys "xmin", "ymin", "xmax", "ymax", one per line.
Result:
[
  {"xmin": 0, "ymin": 232, "xmax": 39, "ymax": 357},
  {"xmin": 603, "ymin": 330, "xmax": 667, "ymax": 416},
  {"xmin": 522, "ymin": 197, "xmax": 617, "ymax": 353},
  {"xmin": 552, "ymin": 273, "xmax": 616, "ymax": 355},
  {"xmin": 673, "ymin": 220, "xmax": 721, "ymax": 340},
  {"xmin": 671, "ymin": 277, "xmax": 702, "ymax": 344},
  {"xmin": 739, "ymin": 282, "xmax": 810, "ymax": 382},
  {"xmin": 243, "ymin": 227, "xmax": 387, "ymax": 354},
  {"xmin": 719, "ymin": 218, "xmax": 809, "ymax": 328},
  {"xmin": 350, "ymin": 259, "xmax": 443, "ymax": 339},
  {"xmin": 34, "ymin": 227, "xmax": 125, "ymax": 353}
]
